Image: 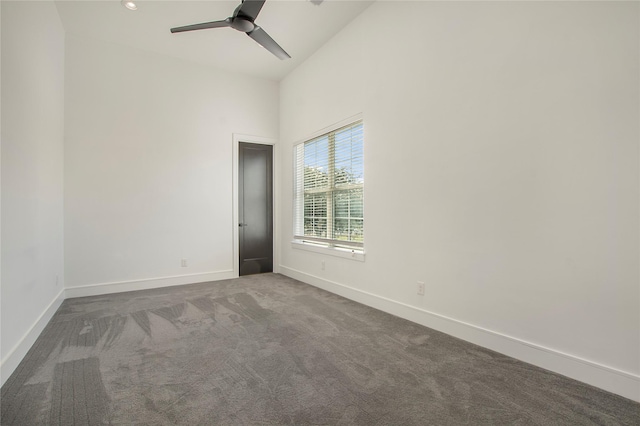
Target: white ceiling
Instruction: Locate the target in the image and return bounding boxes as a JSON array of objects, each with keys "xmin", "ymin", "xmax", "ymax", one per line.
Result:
[{"xmin": 54, "ymin": 0, "xmax": 373, "ymax": 81}]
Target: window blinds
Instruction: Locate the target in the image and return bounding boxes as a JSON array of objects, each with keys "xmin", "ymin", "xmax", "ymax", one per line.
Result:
[{"xmin": 294, "ymin": 121, "xmax": 364, "ymax": 250}]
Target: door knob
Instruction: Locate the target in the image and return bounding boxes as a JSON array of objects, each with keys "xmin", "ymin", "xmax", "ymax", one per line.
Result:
[{"xmin": 239, "ymin": 223, "xmax": 248, "ymax": 227}]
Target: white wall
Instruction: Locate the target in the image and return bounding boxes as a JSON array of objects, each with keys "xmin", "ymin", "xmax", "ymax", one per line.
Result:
[
  {"xmin": 279, "ymin": 1, "xmax": 639, "ymax": 400},
  {"xmin": 64, "ymin": 35, "xmax": 279, "ymax": 295},
  {"xmin": 1, "ymin": 1, "xmax": 66, "ymax": 384}
]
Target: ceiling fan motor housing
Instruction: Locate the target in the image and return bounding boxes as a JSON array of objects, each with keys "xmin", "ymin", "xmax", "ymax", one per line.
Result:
[{"xmin": 231, "ymin": 17, "xmax": 255, "ymax": 33}]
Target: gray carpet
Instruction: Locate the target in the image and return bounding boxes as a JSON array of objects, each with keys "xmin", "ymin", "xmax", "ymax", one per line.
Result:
[{"xmin": 1, "ymin": 273, "xmax": 638, "ymax": 425}]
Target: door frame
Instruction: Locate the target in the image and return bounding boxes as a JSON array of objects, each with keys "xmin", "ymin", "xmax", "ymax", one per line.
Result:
[{"xmin": 232, "ymin": 134, "xmax": 278, "ymax": 278}]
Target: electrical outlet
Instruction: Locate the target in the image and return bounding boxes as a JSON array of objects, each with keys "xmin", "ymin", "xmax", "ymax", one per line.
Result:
[
  {"xmin": 181, "ymin": 259, "xmax": 188, "ymax": 267},
  {"xmin": 417, "ymin": 281, "xmax": 425, "ymax": 296},
  {"xmin": 321, "ymin": 260, "xmax": 325, "ymax": 270}
]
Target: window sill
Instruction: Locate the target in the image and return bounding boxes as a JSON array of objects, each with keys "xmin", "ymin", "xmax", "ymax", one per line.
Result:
[{"xmin": 291, "ymin": 240, "xmax": 365, "ymax": 262}]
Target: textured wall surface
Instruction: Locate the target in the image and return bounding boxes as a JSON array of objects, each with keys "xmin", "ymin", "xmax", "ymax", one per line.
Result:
[
  {"xmin": 279, "ymin": 1, "xmax": 640, "ymax": 389},
  {"xmin": 64, "ymin": 34, "xmax": 279, "ymax": 288},
  {"xmin": 1, "ymin": 0, "xmax": 65, "ymax": 378}
]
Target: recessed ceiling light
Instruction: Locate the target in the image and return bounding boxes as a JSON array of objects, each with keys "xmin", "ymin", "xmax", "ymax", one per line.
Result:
[{"xmin": 121, "ymin": 0, "xmax": 137, "ymax": 11}]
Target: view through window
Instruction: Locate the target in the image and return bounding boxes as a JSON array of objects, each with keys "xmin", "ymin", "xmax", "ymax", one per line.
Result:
[{"xmin": 293, "ymin": 120, "xmax": 364, "ymax": 251}]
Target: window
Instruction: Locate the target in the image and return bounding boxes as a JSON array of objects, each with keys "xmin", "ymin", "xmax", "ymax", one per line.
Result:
[{"xmin": 293, "ymin": 120, "xmax": 364, "ymax": 253}]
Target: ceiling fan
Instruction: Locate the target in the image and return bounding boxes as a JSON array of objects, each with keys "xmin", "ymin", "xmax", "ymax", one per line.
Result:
[{"xmin": 170, "ymin": 0, "xmax": 291, "ymax": 60}]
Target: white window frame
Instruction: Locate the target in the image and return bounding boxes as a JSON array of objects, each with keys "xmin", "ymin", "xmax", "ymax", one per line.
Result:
[{"xmin": 292, "ymin": 115, "xmax": 365, "ymax": 261}]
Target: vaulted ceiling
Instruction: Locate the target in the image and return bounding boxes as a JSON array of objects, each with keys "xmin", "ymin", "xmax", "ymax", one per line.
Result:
[{"xmin": 55, "ymin": 0, "xmax": 373, "ymax": 81}]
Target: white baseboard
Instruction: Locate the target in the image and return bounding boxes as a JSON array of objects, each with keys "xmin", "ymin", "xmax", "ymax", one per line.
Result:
[
  {"xmin": 65, "ymin": 270, "xmax": 236, "ymax": 299},
  {"xmin": 279, "ymin": 265, "xmax": 640, "ymax": 402},
  {"xmin": 1, "ymin": 288, "xmax": 66, "ymax": 387}
]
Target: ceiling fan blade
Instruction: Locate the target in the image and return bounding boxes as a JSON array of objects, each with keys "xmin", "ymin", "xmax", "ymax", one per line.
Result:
[
  {"xmin": 247, "ymin": 26, "xmax": 290, "ymax": 60},
  {"xmin": 236, "ymin": 0, "xmax": 266, "ymax": 21},
  {"xmin": 170, "ymin": 19, "xmax": 230, "ymax": 33}
]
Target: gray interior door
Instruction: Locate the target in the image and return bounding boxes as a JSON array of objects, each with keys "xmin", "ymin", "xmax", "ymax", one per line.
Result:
[{"xmin": 239, "ymin": 142, "xmax": 273, "ymax": 276}]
